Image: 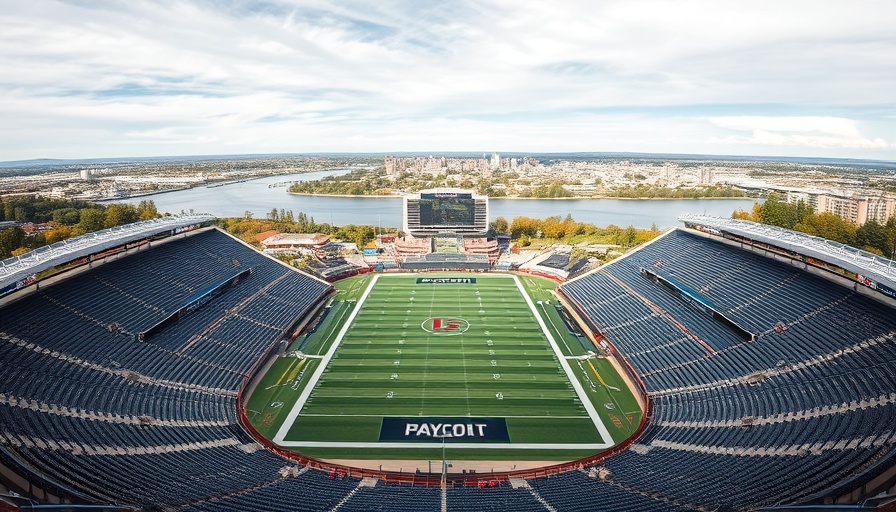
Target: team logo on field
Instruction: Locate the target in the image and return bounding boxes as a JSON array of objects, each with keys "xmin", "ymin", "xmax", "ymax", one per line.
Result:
[{"xmin": 421, "ymin": 317, "xmax": 470, "ymax": 335}]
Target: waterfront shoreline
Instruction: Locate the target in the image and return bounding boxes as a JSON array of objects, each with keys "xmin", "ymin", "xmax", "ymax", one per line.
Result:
[
  {"xmin": 286, "ymin": 191, "xmax": 754, "ymax": 201},
  {"xmin": 109, "ymin": 169, "xmax": 758, "ymax": 228},
  {"xmin": 287, "ymin": 191, "xmax": 398, "ymax": 198}
]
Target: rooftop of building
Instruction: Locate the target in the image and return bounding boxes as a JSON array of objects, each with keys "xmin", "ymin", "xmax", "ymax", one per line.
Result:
[{"xmin": 260, "ymin": 233, "xmax": 331, "ymax": 247}]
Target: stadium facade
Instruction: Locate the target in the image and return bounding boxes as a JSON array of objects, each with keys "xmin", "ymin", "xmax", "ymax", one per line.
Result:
[{"xmin": 0, "ymin": 214, "xmax": 894, "ymax": 511}]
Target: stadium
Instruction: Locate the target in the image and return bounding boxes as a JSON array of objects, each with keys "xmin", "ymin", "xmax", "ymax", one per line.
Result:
[{"xmin": 0, "ymin": 199, "xmax": 894, "ymax": 512}]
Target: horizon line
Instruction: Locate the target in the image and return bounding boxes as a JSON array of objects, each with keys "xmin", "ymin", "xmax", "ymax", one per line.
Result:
[{"xmin": 3, "ymin": 150, "xmax": 895, "ymax": 168}]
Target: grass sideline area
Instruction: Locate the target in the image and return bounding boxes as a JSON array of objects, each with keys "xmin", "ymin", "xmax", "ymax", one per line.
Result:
[{"xmin": 245, "ymin": 273, "xmax": 642, "ymax": 465}]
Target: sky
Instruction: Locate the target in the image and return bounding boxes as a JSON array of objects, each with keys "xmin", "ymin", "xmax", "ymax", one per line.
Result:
[{"xmin": 1, "ymin": 0, "xmax": 894, "ymax": 161}]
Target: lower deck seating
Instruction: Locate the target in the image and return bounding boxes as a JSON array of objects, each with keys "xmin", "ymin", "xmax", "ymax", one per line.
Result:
[
  {"xmin": 2, "ymin": 226, "xmax": 894, "ymax": 511},
  {"xmin": 558, "ymin": 229, "xmax": 896, "ymax": 509},
  {"xmin": 0, "ymin": 228, "xmax": 332, "ymax": 509}
]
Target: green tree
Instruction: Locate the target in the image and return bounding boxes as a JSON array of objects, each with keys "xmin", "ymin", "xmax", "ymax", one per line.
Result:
[
  {"xmin": 137, "ymin": 200, "xmax": 159, "ymax": 220},
  {"xmin": 492, "ymin": 216, "xmax": 509, "ymax": 234},
  {"xmin": 510, "ymin": 216, "xmax": 540, "ymax": 238},
  {"xmin": 44, "ymin": 224, "xmax": 75, "ymax": 245},
  {"xmin": 884, "ymin": 217, "xmax": 896, "ymax": 258},
  {"xmin": 794, "ymin": 213, "xmax": 857, "ymax": 245},
  {"xmin": 758, "ymin": 194, "xmax": 806, "ymax": 229},
  {"xmin": 103, "ymin": 203, "xmax": 139, "ymax": 228},
  {"xmin": 0, "ymin": 226, "xmax": 26, "ymax": 258},
  {"xmin": 541, "ymin": 216, "xmax": 565, "ymax": 239},
  {"xmin": 337, "ymin": 224, "xmax": 375, "ymax": 248},
  {"xmin": 547, "ymin": 182, "xmax": 572, "ymax": 198},
  {"xmin": 617, "ymin": 226, "xmax": 638, "ymax": 248},
  {"xmin": 13, "ymin": 206, "xmax": 31, "ymax": 222},
  {"xmin": 78, "ymin": 208, "xmax": 106, "ymax": 233},
  {"xmin": 52, "ymin": 208, "xmax": 81, "ymax": 225},
  {"xmin": 856, "ymin": 220, "xmax": 888, "ymax": 255},
  {"xmin": 732, "ymin": 208, "xmax": 753, "ymax": 221}
]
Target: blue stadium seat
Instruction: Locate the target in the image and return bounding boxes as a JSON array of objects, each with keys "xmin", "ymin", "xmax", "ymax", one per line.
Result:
[
  {"xmin": 1, "ymin": 227, "xmax": 894, "ymax": 511},
  {"xmin": 559, "ymin": 229, "xmax": 896, "ymax": 509}
]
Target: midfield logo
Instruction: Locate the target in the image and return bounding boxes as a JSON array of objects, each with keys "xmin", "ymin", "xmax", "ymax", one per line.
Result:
[{"xmin": 421, "ymin": 317, "xmax": 470, "ymax": 335}]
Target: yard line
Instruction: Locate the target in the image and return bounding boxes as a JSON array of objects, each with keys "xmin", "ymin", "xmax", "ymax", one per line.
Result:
[
  {"xmin": 274, "ymin": 441, "xmax": 611, "ymax": 450},
  {"xmin": 539, "ymin": 301, "xmax": 575, "ymax": 356},
  {"xmin": 300, "ymin": 395, "xmax": 581, "ymax": 400},
  {"xmin": 512, "ymin": 275, "xmax": 615, "ymax": 447},
  {"xmin": 313, "ymin": 299, "xmax": 351, "ymax": 355},
  {"xmin": 297, "ymin": 414, "xmax": 592, "ymax": 418},
  {"xmin": 273, "ymin": 274, "xmax": 380, "ymax": 445}
]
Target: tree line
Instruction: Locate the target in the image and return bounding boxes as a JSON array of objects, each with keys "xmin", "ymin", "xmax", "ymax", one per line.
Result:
[
  {"xmin": 0, "ymin": 196, "xmax": 159, "ymax": 258},
  {"xmin": 219, "ymin": 209, "xmax": 388, "ymax": 249},
  {"xmin": 733, "ymin": 193, "xmax": 896, "ymax": 258},
  {"xmin": 287, "ymin": 167, "xmax": 746, "ymax": 200},
  {"xmin": 492, "ymin": 214, "xmax": 660, "ymax": 249},
  {"xmin": 288, "ymin": 169, "xmax": 394, "ymax": 196},
  {"xmin": 608, "ymin": 184, "xmax": 745, "ymax": 199}
]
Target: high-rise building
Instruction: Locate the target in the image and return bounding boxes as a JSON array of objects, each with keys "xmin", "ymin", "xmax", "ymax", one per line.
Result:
[
  {"xmin": 384, "ymin": 156, "xmax": 396, "ymax": 176},
  {"xmin": 816, "ymin": 193, "xmax": 896, "ymax": 225},
  {"xmin": 857, "ymin": 195, "xmax": 896, "ymax": 225},
  {"xmin": 490, "ymin": 153, "xmax": 500, "ymax": 170}
]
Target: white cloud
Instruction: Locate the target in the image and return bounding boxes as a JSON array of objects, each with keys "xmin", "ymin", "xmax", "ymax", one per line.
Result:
[
  {"xmin": 708, "ymin": 116, "xmax": 893, "ymax": 150},
  {"xmin": 711, "ymin": 117, "xmax": 862, "ymax": 137},
  {"xmin": 0, "ymin": 1, "xmax": 894, "ymax": 159},
  {"xmin": 239, "ymin": 38, "xmax": 295, "ymax": 55}
]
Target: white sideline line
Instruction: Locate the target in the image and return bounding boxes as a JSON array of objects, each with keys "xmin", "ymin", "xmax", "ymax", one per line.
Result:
[
  {"xmin": 512, "ymin": 275, "xmax": 614, "ymax": 449},
  {"xmin": 297, "ymin": 414, "xmax": 591, "ymax": 419},
  {"xmin": 273, "ymin": 274, "xmax": 381, "ymax": 444},
  {"xmin": 275, "ymin": 441, "xmax": 609, "ymax": 449},
  {"xmin": 305, "ymin": 395, "xmax": 581, "ymax": 400}
]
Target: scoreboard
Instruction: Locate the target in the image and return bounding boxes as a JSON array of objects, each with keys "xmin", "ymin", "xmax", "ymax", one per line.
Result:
[{"xmin": 403, "ymin": 189, "xmax": 489, "ymax": 237}]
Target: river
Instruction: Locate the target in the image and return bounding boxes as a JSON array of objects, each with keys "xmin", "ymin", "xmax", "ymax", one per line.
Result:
[{"xmin": 109, "ymin": 170, "xmax": 759, "ymax": 229}]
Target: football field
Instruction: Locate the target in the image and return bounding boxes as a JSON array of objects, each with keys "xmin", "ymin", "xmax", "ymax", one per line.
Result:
[{"xmin": 247, "ymin": 273, "xmax": 640, "ymax": 463}]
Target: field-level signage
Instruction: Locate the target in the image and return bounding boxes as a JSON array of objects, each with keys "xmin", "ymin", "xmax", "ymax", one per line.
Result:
[
  {"xmin": 416, "ymin": 277, "xmax": 476, "ymax": 284},
  {"xmin": 380, "ymin": 417, "xmax": 510, "ymax": 443}
]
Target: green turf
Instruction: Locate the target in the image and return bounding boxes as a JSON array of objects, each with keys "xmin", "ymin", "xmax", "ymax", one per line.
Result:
[{"xmin": 247, "ymin": 273, "xmax": 642, "ymax": 462}]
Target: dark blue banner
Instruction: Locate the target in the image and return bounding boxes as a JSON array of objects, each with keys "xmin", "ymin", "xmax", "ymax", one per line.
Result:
[
  {"xmin": 379, "ymin": 417, "xmax": 509, "ymax": 443},
  {"xmin": 416, "ymin": 277, "xmax": 476, "ymax": 284}
]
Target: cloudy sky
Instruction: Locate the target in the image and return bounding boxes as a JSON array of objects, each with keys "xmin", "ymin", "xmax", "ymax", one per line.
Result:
[{"xmin": 1, "ymin": 0, "xmax": 894, "ymax": 161}]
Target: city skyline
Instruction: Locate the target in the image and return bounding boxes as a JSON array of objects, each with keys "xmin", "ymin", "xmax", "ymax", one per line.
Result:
[{"xmin": 1, "ymin": 1, "xmax": 894, "ymax": 161}]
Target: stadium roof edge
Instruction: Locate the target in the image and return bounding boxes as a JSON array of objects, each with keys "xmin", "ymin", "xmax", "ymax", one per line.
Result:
[
  {"xmin": 679, "ymin": 214, "xmax": 896, "ymax": 291},
  {"xmin": 0, "ymin": 214, "xmax": 216, "ymax": 291},
  {"xmin": 563, "ymin": 226, "xmax": 680, "ymax": 287}
]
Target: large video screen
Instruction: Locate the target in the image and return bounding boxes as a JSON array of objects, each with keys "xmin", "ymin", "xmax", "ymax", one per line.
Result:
[{"xmin": 419, "ymin": 197, "xmax": 476, "ymax": 226}]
